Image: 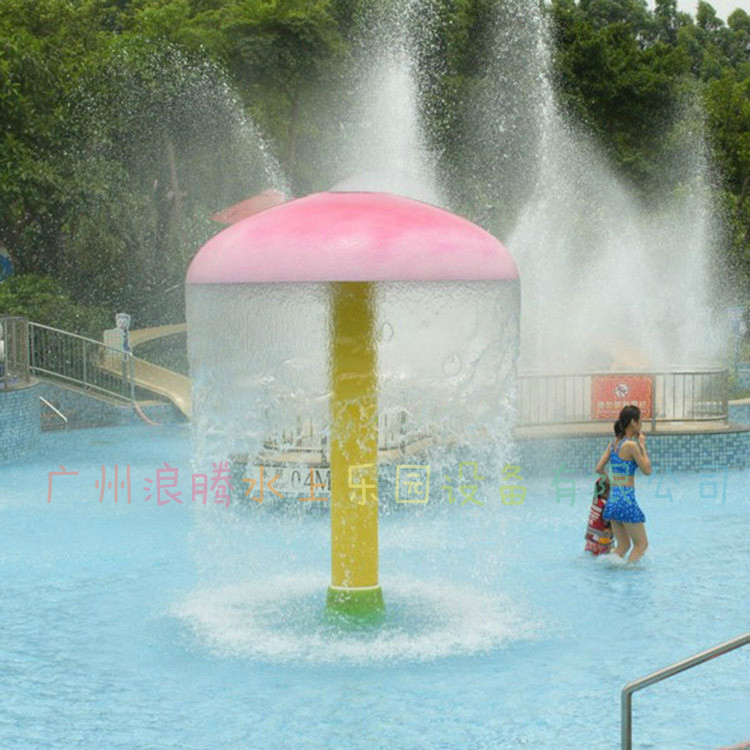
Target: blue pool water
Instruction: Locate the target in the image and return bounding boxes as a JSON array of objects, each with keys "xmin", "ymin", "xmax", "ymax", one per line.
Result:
[{"xmin": 1, "ymin": 425, "xmax": 748, "ymax": 749}]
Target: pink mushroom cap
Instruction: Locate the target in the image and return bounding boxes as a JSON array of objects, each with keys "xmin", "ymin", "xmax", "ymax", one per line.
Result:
[{"xmin": 186, "ymin": 192, "xmax": 518, "ymax": 283}]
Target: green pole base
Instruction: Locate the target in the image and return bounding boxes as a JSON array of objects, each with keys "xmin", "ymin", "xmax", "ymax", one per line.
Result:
[{"xmin": 326, "ymin": 586, "xmax": 385, "ymax": 620}]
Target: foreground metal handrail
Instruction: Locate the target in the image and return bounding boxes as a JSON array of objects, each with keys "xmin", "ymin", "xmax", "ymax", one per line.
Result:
[{"xmin": 622, "ymin": 632, "xmax": 750, "ymax": 750}]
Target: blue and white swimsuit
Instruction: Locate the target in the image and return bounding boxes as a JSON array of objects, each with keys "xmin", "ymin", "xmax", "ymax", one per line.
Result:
[{"xmin": 602, "ymin": 439, "xmax": 646, "ymax": 524}]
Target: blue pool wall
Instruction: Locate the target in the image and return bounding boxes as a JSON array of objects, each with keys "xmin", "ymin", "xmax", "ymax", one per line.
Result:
[
  {"xmin": 0, "ymin": 381, "xmax": 41, "ymax": 464},
  {"xmin": 3, "ymin": 381, "xmax": 750, "ymax": 472},
  {"xmin": 515, "ymin": 426, "xmax": 750, "ymax": 476},
  {"xmin": 37, "ymin": 383, "xmax": 184, "ymax": 430},
  {"xmin": 728, "ymin": 400, "xmax": 750, "ymax": 425}
]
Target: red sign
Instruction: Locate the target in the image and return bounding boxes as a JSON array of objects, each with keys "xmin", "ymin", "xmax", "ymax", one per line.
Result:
[{"xmin": 591, "ymin": 376, "xmax": 652, "ymax": 420}]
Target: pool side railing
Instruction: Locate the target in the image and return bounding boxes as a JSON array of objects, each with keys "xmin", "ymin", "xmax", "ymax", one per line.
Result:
[
  {"xmin": 0, "ymin": 315, "xmax": 31, "ymax": 388},
  {"xmin": 518, "ymin": 369, "xmax": 729, "ymax": 428},
  {"xmin": 27, "ymin": 321, "xmax": 136, "ymax": 402},
  {"xmin": 622, "ymin": 632, "xmax": 750, "ymax": 750}
]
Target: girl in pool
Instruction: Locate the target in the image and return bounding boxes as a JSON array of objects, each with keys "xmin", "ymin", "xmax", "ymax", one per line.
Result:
[{"xmin": 595, "ymin": 404, "xmax": 652, "ymax": 562}]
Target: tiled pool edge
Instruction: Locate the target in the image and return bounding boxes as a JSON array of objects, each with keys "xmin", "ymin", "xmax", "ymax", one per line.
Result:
[
  {"xmin": 4, "ymin": 382, "xmax": 750, "ymax": 472},
  {"xmin": 37, "ymin": 382, "xmax": 185, "ymax": 429},
  {"xmin": 729, "ymin": 400, "xmax": 750, "ymax": 425},
  {"xmin": 516, "ymin": 425, "xmax": 750, "ymax": 475},
  {"xmin": 0, "ymin": 380, "xmax": 41, "ymax": 464}
]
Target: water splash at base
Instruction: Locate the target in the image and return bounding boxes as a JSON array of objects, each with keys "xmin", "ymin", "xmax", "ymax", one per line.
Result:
[{"xmin": 174, "ymin": 574, "xmax": 538, "ymax": 665}]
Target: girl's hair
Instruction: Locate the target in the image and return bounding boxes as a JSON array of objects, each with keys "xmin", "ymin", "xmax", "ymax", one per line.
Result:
[{"xmin": 613, "ymin": 404, "xmax": 641, "ymax": 438}]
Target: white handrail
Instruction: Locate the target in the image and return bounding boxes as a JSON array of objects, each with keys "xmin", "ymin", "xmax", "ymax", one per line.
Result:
[{"xmin": 39, "ymin": 396, "xmax": 68, "ymax": 425}]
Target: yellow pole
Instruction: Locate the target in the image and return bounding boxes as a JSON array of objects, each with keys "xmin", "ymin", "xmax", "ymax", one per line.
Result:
[{"xmin": 326, "ymin": 282, "xmax": 384, "ymax": 616}]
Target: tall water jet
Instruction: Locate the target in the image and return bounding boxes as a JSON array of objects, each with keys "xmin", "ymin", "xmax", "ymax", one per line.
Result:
[
  {"xmin": 328, "ymin": 0, "xmax": 444, "ymax": 205},
  {"xmin": 461, "ymin": 0, "xmax": 720, "ymax": 372},
  {"xmin": 459, "ymin": 0, "xmax": 552, "ymax": 228},
  {"xmin": 65, "ymin": 42, "xmax": 288, "ymax": 321}
]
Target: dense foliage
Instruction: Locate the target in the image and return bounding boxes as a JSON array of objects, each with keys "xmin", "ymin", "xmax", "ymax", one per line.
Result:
[
  {"xmin": 0, "ymin": 274, "xmax": 110, "ymax": 338},
  {"xmin": 0, "ymin": 0, "xmax": 748, "ymax": 329}
]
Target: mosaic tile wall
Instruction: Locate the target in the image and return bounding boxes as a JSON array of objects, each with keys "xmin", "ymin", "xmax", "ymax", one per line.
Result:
[
  {"xmin": 729, "ymin": 402, "xmax": 750, "ymax": 425},
  {"xmin": 5, "ymin": 379, "xmax": 749, "ymax": 475},
  {"xmin": 0, "ymin": 381, "xmax": 41, "ymax": 464},
  {"xmin": 516, "ymin": 427, "xmax": 750, "ymax": 476},
  {"xmin": 38, "ymin": 383, "xmax": 185, "ymax": 430}
]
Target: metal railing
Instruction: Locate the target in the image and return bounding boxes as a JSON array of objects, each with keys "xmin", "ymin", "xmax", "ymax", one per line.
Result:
[
  {"xmin": 28, "ymin": 321, "xmax": 135, "ymax": 402},
  {"xmin": 0, "ymin": 316, "xmax": 31, "ymax": 388},
  {"xmin": 517, "ymin": 369, "xmax": 728, "ymax": 427},
  {"xmin": 622, "ymin": 632, "xmax": 750, "ymax": 750}
]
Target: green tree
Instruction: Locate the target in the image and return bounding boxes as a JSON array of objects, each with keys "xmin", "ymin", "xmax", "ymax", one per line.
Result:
[
  {"xmin": 0, "ymin": 273, "xmax": 109, "ymax": 337},
  {"xmin": 549, "ymin": 0, "xmax": 693, "ymax": 191},
  {"xmin": 705, "ymin": 69, "xmax": 750, "ymax": 293},
  {"xmin": 0, "ymin": 0, "xmax": 95, "ymax": 275},
  {"xmin": 62, "ymin": 36, "xmax": 283, "ymax": 324}
]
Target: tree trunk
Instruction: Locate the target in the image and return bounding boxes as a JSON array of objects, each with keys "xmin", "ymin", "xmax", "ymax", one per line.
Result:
[
  {"xmin": 286, "ymin": 92, "xmax": 299, "ymax": 180},
  {"xmin": 165, "ymin": 133, "xmax": 183, "ymax": 228},
  {"xmin": 740, "ymin": 175, "xmax": 750, "ymax": 247}
]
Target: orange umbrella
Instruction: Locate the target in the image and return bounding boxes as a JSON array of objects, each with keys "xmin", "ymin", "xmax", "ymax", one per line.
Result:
[{"xmin": 210, "ymin": 189, "xmax": 286, "ymax": 225}]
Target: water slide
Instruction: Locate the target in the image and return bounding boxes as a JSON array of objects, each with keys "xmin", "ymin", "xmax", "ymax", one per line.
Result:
[
  {"xmin": 128, "ymin": 356, "xmax": 191, "ymax": 418},
  {"xmin": 101, "ymin": 324, "xmax": 192, "ymax": 418},
  {"xmin": 128, "ymin": 322, "xmax": 186, "ymax": 348}
]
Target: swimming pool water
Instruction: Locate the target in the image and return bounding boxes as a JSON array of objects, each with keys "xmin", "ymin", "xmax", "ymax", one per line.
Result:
[{"xmin": 1, "ymin": 425, "xmax": 748, "ymax": 749}]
